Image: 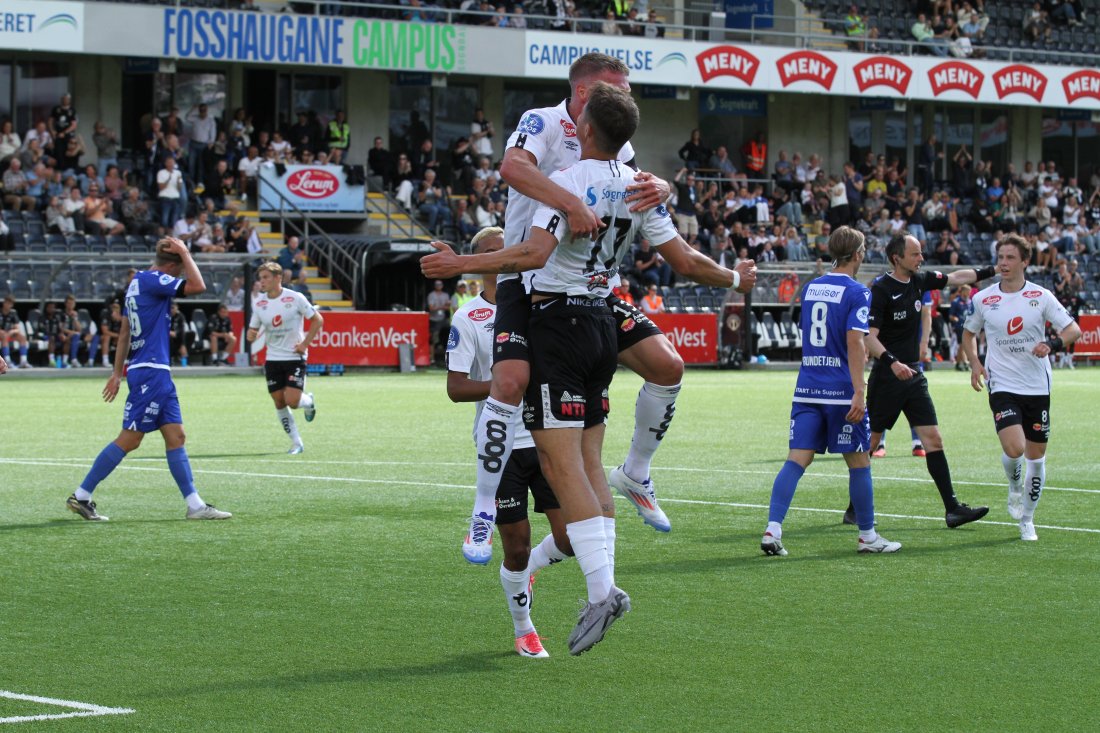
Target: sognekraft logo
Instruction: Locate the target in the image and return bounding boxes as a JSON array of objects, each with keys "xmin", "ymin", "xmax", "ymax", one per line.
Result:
[
  {"xmin": 992, "ymin": 64, "xmax": 1047, "ymax": 101},
  {"xmin": 776, "ymin": 51, "xmax": 837, "ymax": 90},
  {"xmin": 853, "ymin": 56, "xmax": 912, "ymax": 94},
  {"xmin": 286, "ymin": 168, "xmax": 339, "ymax": 199},
  {"xmin": 928, "ymin": 61, "xmax": 984, "ymax": 98}
]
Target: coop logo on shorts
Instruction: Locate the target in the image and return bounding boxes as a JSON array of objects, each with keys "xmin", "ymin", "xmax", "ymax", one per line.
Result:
[
  {"xmin": 496, "ymin": 332, "xmax": 510, "ymax": 344},
  {"xmin": 518, "ymin": 113, "xmax": 545, "ymax": 136},
  {"xmin": 620, "ymin": 317, "xmax": 636, "ymax": 333},
  {"xmin": 857, "ymin": 306, "xmax": 869, "ymax": 324},
  {"xmin": 446, "ymin": 326, "xmax": 459, "ymax": 350}
]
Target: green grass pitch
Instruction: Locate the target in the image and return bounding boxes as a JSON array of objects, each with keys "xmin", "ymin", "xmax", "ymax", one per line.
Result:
[{"xmin": 1, "ymin": 368, "xmax": 1098, "ymax": 731}]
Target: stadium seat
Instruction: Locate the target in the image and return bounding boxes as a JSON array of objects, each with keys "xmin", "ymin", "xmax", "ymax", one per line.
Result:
[
  {"xmin": 126, "ymin": 235, "xmax": 146, "ymax": 250},
  {"xmin": 780, "ymin": 311, "xmax": 802, "ymax": 349},
  {"xmin": 664, "ymin": 289, "xmax": 683, "ymax": 313},
  {"xmin": 762, "ymin": 312, "xmax": 788, "ymax": 350},
  {"xmin": 25, "ymin": 220, "xmax": 45, "ymax": 242},
  {"xmin": 681, "ymin": 294, "xmax": 699, "ymax": 313},
  {"xmin": 751, "ymin": 312, "xmax": 771, "ymax": 351},
  {"xmin": 86, "ymin": 235, "xmax": 107, "ymax": 252},
  {"xmin": 189, "ymin": 308, "xmax": 210, "ymax": 362}
]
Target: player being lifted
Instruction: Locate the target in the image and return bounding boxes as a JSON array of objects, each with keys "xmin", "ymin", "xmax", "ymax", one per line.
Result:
[
  {"xmin": 962, "ymin": 234, "xmax": 1080, "ymax": 541},
  {"xmin": 841, "ymin": 232, "xmax": 994, "ymax": 529},
  {"xmin": 423, "ymin": 53, "xmax": 754, "ymax": 563},
  {"xmin": 761, "ymin": 227, "xmax": 899, "ymax": 556},
  {"xmin": 424, "ymin": 82, "xmax": 753, "ymax": 654},
  {"xmin": 66, "ymin": 238, "xmax": 231, "ymax": 521},
  {"xmin": 247, "ymin": 262, "xmax": 324, "ymax": 454},
  {"xmin": 447, "ymin": 226, "xmax": 574, "ymax": 658}
]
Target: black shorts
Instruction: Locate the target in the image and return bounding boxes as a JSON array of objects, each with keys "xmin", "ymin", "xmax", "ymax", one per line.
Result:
[
  {"xmin": 495, "ymin": 447, "xmax": 559, "ymax": 525},
  {"xmin": 989, "ymin": 391, "xmax": 1050, "ymax": 443},
  {"xmin": 265, "ymin": 359, "xmax": 306, "ymax": 393},
  {"xmin": 523, "ymin": 296, "xmax": 617, "ymax": 431},
  {"xmin": 492, "ymin": 277, "xmax": 531, "ymax": 365},
  {"xmin": 608, "ymin": 293, "xmax": 664, "ymax": 352},
  {"xmin": 867, "ymin": 366, "xmax": 938, "ymax": 433}
]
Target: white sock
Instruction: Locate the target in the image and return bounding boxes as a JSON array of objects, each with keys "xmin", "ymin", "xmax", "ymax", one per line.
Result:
[
  {"xmin": 500, "ymin": 564, "xmax": 534, "ymax": 637},
  {"xmin": 278, "ymin": 407, "xmax": 302, "ymax": 445},
  {"xmin": 623, "ymin": 381, "xmax": 680, "ymax": 482},
  {"xmin": 472, "ymin": 398, "xmax": 519, "ymax": 522},
  {"xmin": 297, "ymin": 392, "xmax": 314, "ymax": 409},
  {"xmin": 602, "ymin": 516, "xmax": 616, "ymax": 584},
  {"xmin": 528, "ymin": 533, "xmax": 568, "ymax": 574},
  {"xmin": 1002, "ymin": 452, "xmax": 1024, "ymax": 494},
  {"xmin": 74, "ymin": 487, "xmax": 92, "ymax": 502},
  {"xmin": 186, "ymin": 492, "xmax": 206, "ymax": 511},
  {"xmin": 859, "ymin": 529, "xmax": 877, "ymax": 542},
  {"xmin": 566, "ymin": 516, "xmax": 612, "ymax": 603},
  {"xmin": 1022, "ymin": 457, "xmax": 1046, "ymax": 521},
  {"xmin": 766, "ymin": 520, "xmax": 782, "ymax": 539}
]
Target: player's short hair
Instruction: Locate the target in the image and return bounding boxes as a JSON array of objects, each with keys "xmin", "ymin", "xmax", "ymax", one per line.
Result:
[
  {"xmin": 3, "ymin": 295, "xmax": 14, "ymax": 305},
  {"xmin": 257, "ymin": 261, "xmax": 283, "ymax": 278},
  {"xmin": 828, "ymin": 226, "xmax": 865, "ymax": 263},
  {"xmin": 470, "ymin": 226, "xmax": 504, "ymax": 253},
  {"xmin": 997, "ymin": 233, "xmax": 1031, "ymax": 263},
  {"xmin": 584, "ymin": 82, "xmax": 639, "ymax": 156},
  {"xmin": 885, "ymin": 232, "xmax": 912, "ymax": 268},
  {"xmin": 154, "ymin": 239, "xmax": 183, "ymax": 266},
  {"xmin": 569, "ymin": 53, "xmax": 630, "ymax": 85}
]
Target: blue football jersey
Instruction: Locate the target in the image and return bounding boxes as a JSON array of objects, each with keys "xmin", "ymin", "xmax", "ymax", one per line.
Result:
[
  {"xmin": 793, "ymin": 273, "xmax": 870, "ymax": 404},
  {"xmin": 123, "ymin": 270, "xmax": 185, "ymax": 370}
]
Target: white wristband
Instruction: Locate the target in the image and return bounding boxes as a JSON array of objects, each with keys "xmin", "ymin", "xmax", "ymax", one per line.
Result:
[{"xmin": 730, "ymin": 270, "xmax": 740, "ymax": 290}]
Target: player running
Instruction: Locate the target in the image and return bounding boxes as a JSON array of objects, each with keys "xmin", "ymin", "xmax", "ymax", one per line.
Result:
[
  {"xmin": 447, "ymin": 227, "xmax": 574, "ymax": 658},
  {"xmin": 247, "ymin": 262, "xmax": 323, "ymax": 455},
  {"xmin": 65, "ymin": 238, "xmax": 231, "ymax": 521},
  {"xmin": 761, "ymin": 227, "xmax": 900, "ymax": 556},
  {"xmin": 841, "ymin": 232, "xmax": 994, "ymax": 529},
  {"xmin": 425, "ymin": 83, "xmax": 752, "ymax": 654},
  {"xmin": 961, "ymin": 234, "xmax": 1080, "ymax": 541},
  {"xmin": 423, "ymin": 53, "xmax": 689, "ymax": 565}
]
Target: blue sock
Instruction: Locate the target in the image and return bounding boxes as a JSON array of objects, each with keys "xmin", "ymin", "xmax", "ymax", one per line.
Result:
[
  {"xmin": 166, "ymin": 447, "xmax": 197, "ymax": 499},
  {"xmin": 69, "ymin": 337, "xmax": 80, "ymax": 362},
  {"xmin": 80, "ymin": 443, "xmax": 127, "ymax": 494},
  {"xmin": 768, "ymin": 460, "xmax": 805, "ymax": 524},
  {"xmin": 19, "ymin": 344, "xmax": 27, "ymax": 359},
  {"xmin": 1, "ymin": 346, "xmax": 9, "ymax": 359},
  {"xmin": 849, "ymin": 466, "xmax": 875, "ymax": 531}
]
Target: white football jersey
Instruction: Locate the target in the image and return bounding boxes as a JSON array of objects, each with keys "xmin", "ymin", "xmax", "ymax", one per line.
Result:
[
  {"xmin": 528, "ymin": 160, "xmax": 677, "ymax": 298},
  {"xmin": 503, "ymin": 99, "xmax": 635, "ymax": 250},
  {"xmin": 446, "ymin": 294, "xmax": 534, "ymax": 450},
  {"xmin": 964, "ymin": 281, "xmax": 1074, "ymax": 395},
  {"xmin": 249, "ymin": 288, "xmax": 317, "ymax": 361}
]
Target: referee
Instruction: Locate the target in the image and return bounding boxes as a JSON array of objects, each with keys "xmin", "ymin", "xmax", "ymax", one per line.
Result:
[{"xmin": 844, "ymin": 232, "xmax": 995, "ymax": 528}]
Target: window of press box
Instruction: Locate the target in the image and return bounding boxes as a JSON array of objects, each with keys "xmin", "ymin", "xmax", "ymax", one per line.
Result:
[
  {"xmin": 154, "ymin": 72, "xmax": 227, "ymax": 128},
  {"xmin": 1042, "ymin": 118, "xmax": 1100, "ymax": 183},
  {"xmin": 12, "ymin": 61, "xmax": 70, "ymax": 136},
  {"xmin": 389, "ymin": 83, "xmax": 479, "ymax": 159}
]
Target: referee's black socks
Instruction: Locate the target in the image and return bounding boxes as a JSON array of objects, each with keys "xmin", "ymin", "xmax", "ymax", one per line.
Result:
[{"xmin": 925, "ymin": 450, "xmax": 959, "ymax": 510}]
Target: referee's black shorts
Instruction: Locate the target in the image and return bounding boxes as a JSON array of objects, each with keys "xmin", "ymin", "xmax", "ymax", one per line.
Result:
[{"xmin": 867, "ymin": 364, "xmax": 938, "ymax": 433}]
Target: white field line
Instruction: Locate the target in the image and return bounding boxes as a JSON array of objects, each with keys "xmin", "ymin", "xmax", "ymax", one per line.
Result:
[
  {"xmin": 13, "ymin": 455, "xmax": 1097, "ymax": 495},
  {"xmin": 0, "ymin": 690, "xmax": 133, "ymax": 725},
  {"xmin": 3, "ymin": 458, "xmax": 1099, "ymax": 535}
]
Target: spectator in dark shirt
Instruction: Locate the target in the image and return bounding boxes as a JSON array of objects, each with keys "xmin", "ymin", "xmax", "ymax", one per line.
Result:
[
  {"xmin": 678, "ymin": 129, "xmax": 711, "ymax": 171},
  {"xmin": 672, "ymin": 168, "xmax": 701, "ymax": 244},
  {"xmin": 169, "ymin": 302, "xmax": 189, "ymax": 366},
  {"xmin": 207, "ymin": 304, "xmax": 238, "ymax": 366},
  {"xmin": 277, "ymin": 236, "xmax": 306, "ymax": 280},
  {"xmin": 368, "ymin": 136, "xmax": 394, "ymax": 190},
  {"xmin": 634, "ymin": 239, "xmax": 672, "ymax": 287}
]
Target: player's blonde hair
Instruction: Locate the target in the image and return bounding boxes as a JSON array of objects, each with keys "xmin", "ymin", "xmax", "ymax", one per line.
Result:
[
  {"xmin": 470, "ymin": 226, "xmax": 504, "ymax": 253},
  {"xmin": 828, "ymin": 226, "xmax": 865, "ymax": 264},
  {"xmin": 257, "ymin": 261, "xmax": 283, "ymax": 278}
]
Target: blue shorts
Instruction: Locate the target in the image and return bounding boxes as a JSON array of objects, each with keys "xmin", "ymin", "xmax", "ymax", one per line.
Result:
[
  {"xmin": 122, "ymin": 368, "xmax": 183, "ymax": 433},
  {"xmin": 789, "ymin": 401, "xmax": 870, "ymax": 454}
]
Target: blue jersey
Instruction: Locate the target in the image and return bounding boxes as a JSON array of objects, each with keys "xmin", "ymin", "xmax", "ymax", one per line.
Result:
[
  {"xmin": 793, "ymin": 273, "xmax": 870, "ymax": 404},
  {"xmin": 123, "ymin": 269, "xmax": 185, "ymax": 371}
]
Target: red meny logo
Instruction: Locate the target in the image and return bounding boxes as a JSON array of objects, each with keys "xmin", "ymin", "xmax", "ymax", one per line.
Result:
[
  {"xmin": 1007, "ymin": 316, "xmax": 1024, "ymax": 335},
  {"xmin": 695, "ymin": 46, "xmax": 760, "ymax": 84},
  {"xmin": 927, "ymin": 61, "xmax": 984, "ymax": 98},
  {"xmin": 286, "ymin": 169, "xmax": 339, "ymax": 199},
  {"xmin": 992, "ymin": 64, "xmax": 1048, "ymax": 101},
  {"xmin": 1062, "ymin": 70, "xmax": 1100, "ymax": 103},
  {"xmin": 776, "ymin": 51, "xmax": 837, "ymax": 90},
  {"xmin": 852, "ymin": 56, "xmax": 912, "ymax": 94}
]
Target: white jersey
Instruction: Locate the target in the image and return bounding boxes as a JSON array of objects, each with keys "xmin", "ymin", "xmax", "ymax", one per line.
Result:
[
  {"xmin": 964, "ymin": 281, "xmax": 1074, "ymax": 395},
  {"xmin": 446, "ymin": 295, "xmax": 534, "ymax": 450},
  {"xmin": 249, "ymin": 287, "xmax": 317, "ymax": 362},
  {"xmin": 529, "ymin": 159, "xmax": 677, "ymax": 298},
  {"xmin": 503, "ymin": 99, "xmax": 635, "ymax": 250}
]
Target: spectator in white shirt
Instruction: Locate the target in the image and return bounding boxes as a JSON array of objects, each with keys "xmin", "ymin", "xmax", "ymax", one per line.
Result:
[
  {"xmin": 186, "ymin": 103, "xmax": 218, "ymax": 186},
  {"xmin": 157, "ymin": 155, "xmax": 185, "ymax": 230},
  {"xmin": 0, "ymin": 120, "xmax": 21, "ymax": 165},
  {"xmin": 237, "ymin": 145, "xmax": 262, "ymax": 203}
]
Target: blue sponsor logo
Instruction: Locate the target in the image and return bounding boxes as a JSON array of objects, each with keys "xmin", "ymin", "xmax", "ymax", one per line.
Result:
[
  {"xmin": 600, "ymin": 188, "xmax": 630, "ymax": 203},
  {"xmin": 39, "ymin": 14, "xmax": 79, "ymax": 32},
  {"xmin": 528, "ymin": 44, "xmax": 653, "ymax": 72},
  {"xmin": 446, "ymin": 326, "xmax": 459, "ymax": 351},
  {"xmin": 656, "ymin": 52, "xmax": 686, "ymax": 69},
  {"xmin": 518, "ymin": 113, "xmax": 545, "ymax": 136},
  {"xmin": 585, "ymin": 186, "xmax": 597, "ymax": 206},
  {"xmin": 655, "ymin": 204, "xmax": 670, "ymax": 218}
]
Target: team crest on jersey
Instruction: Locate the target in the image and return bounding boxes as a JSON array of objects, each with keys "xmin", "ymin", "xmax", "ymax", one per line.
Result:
[
  {"xmin": 857, "ymin": 306, "xmax": 869, "ymax": 323},
  {"xmin": 1029, "ymin": 300, "xmax": 1039, "ymax": 307},
  {"xmin": 560, "ymin": 119, "xmax": 577, "ymax": 137},
  {"xmin": 468, "ymin": 308, "xmax": 493, "ymax": 322},
  {"xmin": 518, "ymin": 113, "xmax": 545, "ymax": 136},
  {"xmin": 914, "ymin": 299, "xmax": 922, "ymax": 312}
]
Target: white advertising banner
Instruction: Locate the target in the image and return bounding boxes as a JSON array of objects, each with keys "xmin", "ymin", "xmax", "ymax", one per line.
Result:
[
  {"xmin": 0, "ymin": 1, "xmax": 84, "ymax": 52},
  {"xmin": 259, "ymin": 165, "xmax": 365, "ymax": 214}
]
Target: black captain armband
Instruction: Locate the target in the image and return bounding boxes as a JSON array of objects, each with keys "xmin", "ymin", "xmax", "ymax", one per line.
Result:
[
  {"xmin": 973, "ymin": 265, "xmax": 997, "ymax": 281},
  {"xmin": 1044, "ymin": 336, "xmax": 1064, "ymax": 353},
  {"xmin": 879, "ymin": 352, "xmax": 898, "ymax": 367}
]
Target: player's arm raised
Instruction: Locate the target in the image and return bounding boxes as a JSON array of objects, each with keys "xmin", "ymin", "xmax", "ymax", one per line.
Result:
[
  {"xmin": 945, "ymin": 264, "xmax": 997, "ymax": 287},
  {"xmin": 652, "ymin": 235, "xmax": 756, "ymax": 294},
  {"xmin": 165, "ymin": 237, "xmax": 206, "ymax": 295},
  {"xmin": 846, "ymin": 329, "xmax": 868, "ymax": 423},
  {"xmin": 500, "ymin": 147, "xmax": 600, "ymax": 238},
  {"xmin": 421, "ymin": 228, "xmax": 559, "ymax": 279}
]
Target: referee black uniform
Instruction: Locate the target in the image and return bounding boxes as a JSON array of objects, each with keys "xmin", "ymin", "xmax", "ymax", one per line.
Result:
[{"xmin": 859, "ymin": 268, "xmax": 989, "ymax": 528}]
